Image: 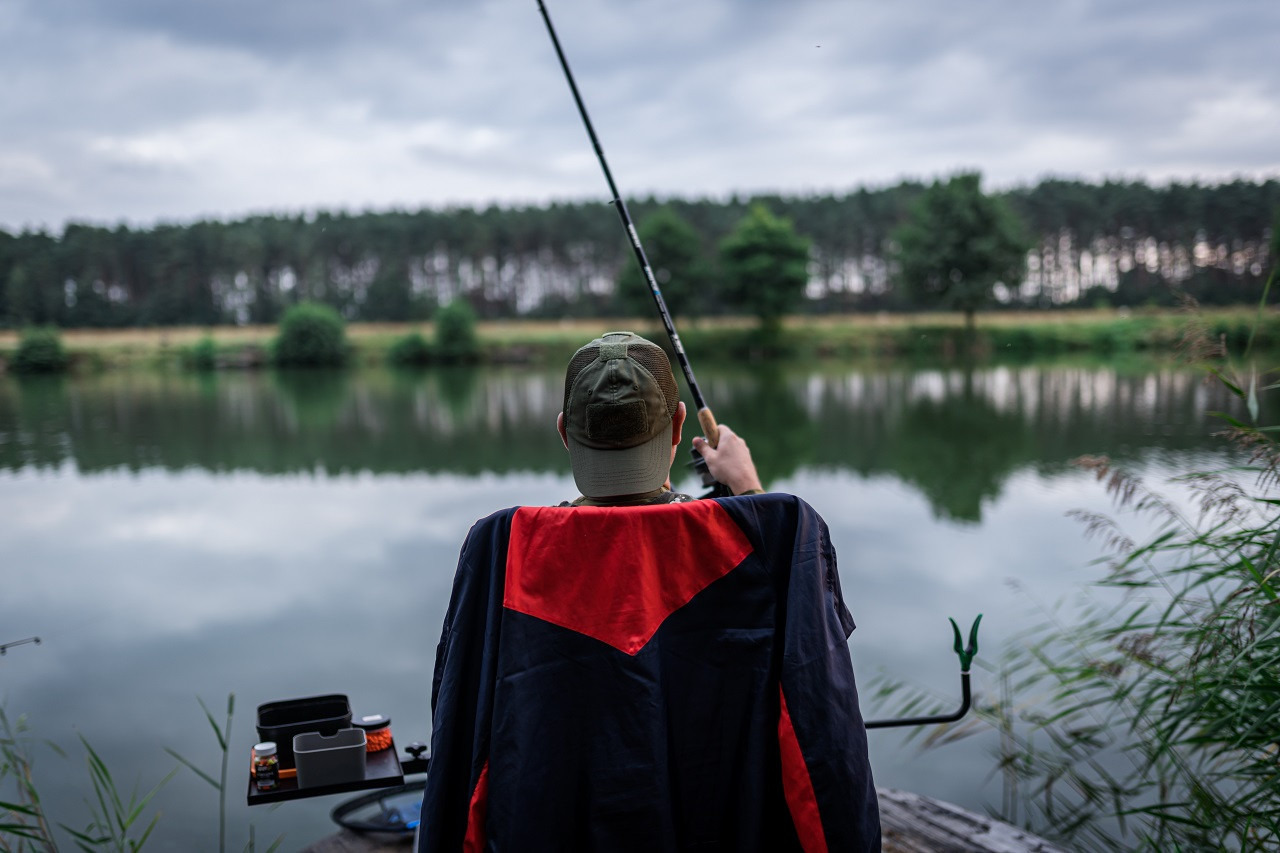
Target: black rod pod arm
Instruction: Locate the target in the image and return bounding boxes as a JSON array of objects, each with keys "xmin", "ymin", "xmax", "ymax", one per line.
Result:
[
  {"xmin": 864, "ymin": 615, "xmax": 982, "ymax": 730},
  {"xmin": 535, "ymin": 0, "xmax": 729, "ymax": 497},
  {"xmin": 0, "ymin": 636, "xmax": 41, "ymax": 655},
  {"xmin": 330, "ymin": 616, "xmax": 980, "ymax": 821}
]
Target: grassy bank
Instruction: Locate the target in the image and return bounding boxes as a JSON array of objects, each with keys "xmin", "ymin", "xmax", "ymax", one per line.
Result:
[{"xmin": 0, "ymin": 307, "xmax": 1275, "ymax": 371}]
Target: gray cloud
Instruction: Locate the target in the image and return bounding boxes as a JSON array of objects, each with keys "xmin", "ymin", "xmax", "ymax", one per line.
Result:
[
  {"xmin": 27, "ymin": 0, "xmax": 448, "ymax": 56},
  {"xmin": 2, "ymin": 0, "xmax": 1278, "ymax": 230}
]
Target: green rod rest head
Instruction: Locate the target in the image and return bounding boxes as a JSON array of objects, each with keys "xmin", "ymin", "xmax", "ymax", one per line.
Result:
[{"xmin": 949, "ymin": 614, "xmax": 982, "ymax": 671}]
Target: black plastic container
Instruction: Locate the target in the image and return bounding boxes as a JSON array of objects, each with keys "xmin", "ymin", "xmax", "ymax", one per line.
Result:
[{"xmin": 256, "ymin": 694, "xmax": 352, "ymax": 769}]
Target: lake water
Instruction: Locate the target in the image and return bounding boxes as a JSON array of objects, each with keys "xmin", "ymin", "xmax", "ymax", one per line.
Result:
[{"xmin": 0, "ymin": 360, "xmax": 1253, "ymax": 850}]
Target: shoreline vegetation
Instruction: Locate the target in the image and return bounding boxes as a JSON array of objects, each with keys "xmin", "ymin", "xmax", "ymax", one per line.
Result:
[
  {"xmin": 872, "ymin": 312, "xmax": 1280, "ymax": 848},
  {"xmin": 0, "ymin": 307, "xmax": 1276, "ymax": 372}
]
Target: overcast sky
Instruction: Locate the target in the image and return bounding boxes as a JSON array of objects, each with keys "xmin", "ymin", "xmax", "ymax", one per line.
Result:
[{"xmin": 2, "ymin": 0, "xmax": 1278, "ymax": 232}]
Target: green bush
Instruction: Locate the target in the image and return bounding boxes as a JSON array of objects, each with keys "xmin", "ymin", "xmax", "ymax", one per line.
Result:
[
  {"xmin": 987, "ymin": 326, "xmax": 1037, "ymax": 354},
  {"xmin": 387, "ymin": 331, "xmax": 433, "ymax": 367},
  {"xmin": 12, "ymin": 327, "xmax": 68, "ymax": 373},
  {"xmin": 1208, "ymin": 318, "xmax": 1253, "ymax": 354},
  {"xmin": 1085, "ymin": 323, "xmax": 1135, "ymax": 353},
  {"xmin": 273, "ymin": 302, "xmax": 347, "ymax": 367},
  {"xmin": 183, "ymin": 335, "xmax": 218, "ymax": 370},
  {"xmin": 435, "ymin": 300, "xmax": 480, "ymax": 363}
]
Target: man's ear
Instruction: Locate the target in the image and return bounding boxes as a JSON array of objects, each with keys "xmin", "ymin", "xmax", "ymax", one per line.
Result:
[
  {"xmin": 671, "ymin": 401, "xmax": 686, "ymax": 447},
  {"xmin": 557, "ymin": 412, "xmax": 569, "ymax": 450}
]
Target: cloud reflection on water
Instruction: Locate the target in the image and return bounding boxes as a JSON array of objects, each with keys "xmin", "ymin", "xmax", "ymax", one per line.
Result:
[{"xmin": 0, "ymin": 363, "xmax": 1248, "ymax": 848}]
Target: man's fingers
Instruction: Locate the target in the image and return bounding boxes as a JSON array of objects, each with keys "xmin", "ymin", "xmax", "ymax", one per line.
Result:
[
  {"xmin": 697, "ymin": 425, "xmax": 737, "ymax": 448},
  {"xmin": 694, "ymin": 434, "xmax": 723, "ymax": 454}
]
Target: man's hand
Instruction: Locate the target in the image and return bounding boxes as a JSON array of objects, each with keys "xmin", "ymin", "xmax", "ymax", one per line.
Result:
[{"xmin": 692, "ymin": 425, "xmax": 764, "ymax": 496}]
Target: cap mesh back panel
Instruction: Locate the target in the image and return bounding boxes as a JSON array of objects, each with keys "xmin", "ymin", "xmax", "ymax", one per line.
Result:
[{"xmin": 563, "ymin": 344, "xmax": 679, "ymax": 420}]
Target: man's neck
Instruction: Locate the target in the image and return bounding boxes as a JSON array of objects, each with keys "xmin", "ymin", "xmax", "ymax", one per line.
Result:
[{"xmin": 571, "ymin": 486, "xmax": 671, "ymax": 507}]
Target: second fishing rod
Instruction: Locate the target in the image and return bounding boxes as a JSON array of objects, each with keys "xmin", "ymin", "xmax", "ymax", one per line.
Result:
[{"xmin": 536, "ymin": 0, "xmax": 728, "ymax": 497}]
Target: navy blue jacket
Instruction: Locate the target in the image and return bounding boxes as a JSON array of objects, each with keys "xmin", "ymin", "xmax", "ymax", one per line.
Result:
[{"xmin": 418, "ymin": 493, "xmax": 880, "ymax": 852}]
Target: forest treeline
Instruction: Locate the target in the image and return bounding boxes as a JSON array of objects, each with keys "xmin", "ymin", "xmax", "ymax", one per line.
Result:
[{"xmin": 1, "ymin": 177, "xmax": 1276, "ymax": 329}]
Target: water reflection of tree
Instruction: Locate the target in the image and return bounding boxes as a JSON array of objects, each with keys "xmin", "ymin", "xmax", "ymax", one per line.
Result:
[
  {"xmin": 0, "ymin": 366, "xmax": 1240, "ymax": 492},
  {"xmin": 716, "ymin": 366, "xmax": 816, "ymax": 486},
  {"xmin": 887, "ymin": 374, "xmax": 1035, "ymax": 523},
  {"xmin": 0, "ymin": 375, "xmax": 70, "ymax": 469},
  {"xmin": 273, "ymin": 369, "xmax": 352, "ymax": 429},
  {"xmin": 436, "ymin": 366, "xmax": 479, "ymax": 418},
  {"xmin": 801, "ymin": 365, "xmax": 1233, "ymax": 523}
]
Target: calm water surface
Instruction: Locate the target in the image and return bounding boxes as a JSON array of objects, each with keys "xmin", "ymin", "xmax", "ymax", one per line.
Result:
[{"xmin": 0, "ymin": 362, "xmax": 1254, "ymax": 850}]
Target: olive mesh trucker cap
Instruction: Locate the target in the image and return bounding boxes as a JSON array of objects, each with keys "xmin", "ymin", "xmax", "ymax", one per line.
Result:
[{"xmin": 562, "ymin": 331, "xmax": 681, "ymax": 497}]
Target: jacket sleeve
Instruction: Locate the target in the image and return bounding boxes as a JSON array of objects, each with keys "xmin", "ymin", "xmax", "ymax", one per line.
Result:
[
  {"xmin": 418, "ymin": 509, "xmax": 514, "ymax": 853},
  {"xmin": 775, "ymin": 498, "xmax": 881, "ymax": 852}
]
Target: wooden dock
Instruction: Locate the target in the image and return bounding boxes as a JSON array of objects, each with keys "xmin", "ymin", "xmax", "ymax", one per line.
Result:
[
  {"xmin": 877, "ymin": 789, "xmax": 1066, "ymax": 852},
  {"xmin": 301, "ymin": 787, "xmax": 1066, "ymax": 852}
]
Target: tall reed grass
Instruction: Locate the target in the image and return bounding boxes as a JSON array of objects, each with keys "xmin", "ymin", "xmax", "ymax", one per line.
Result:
[
  {"xmin": 0, "ymin": 707, "xmax": 173, "ymax": 852},
  {"xmin": 883, "ymin": 283, "xmax": 1280, "ymax": 849},
  {"xmin": 1, "ymin": 695, "xmax": 282, "ymax": 852}
]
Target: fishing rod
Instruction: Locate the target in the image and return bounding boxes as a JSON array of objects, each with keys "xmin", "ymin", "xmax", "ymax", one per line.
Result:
[
  {"xmin": 535, "ymin": 2, "xmax": 984, "ymax": 731},
  {"xmin": 535, "ymin": 0, "xmax": 727, "ymax": 495}
]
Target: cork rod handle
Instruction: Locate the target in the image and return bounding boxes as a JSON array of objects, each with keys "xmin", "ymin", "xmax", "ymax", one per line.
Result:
[{"xmin": 697, "ymin": 407, "xmax": 721, "ymax": 449}]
